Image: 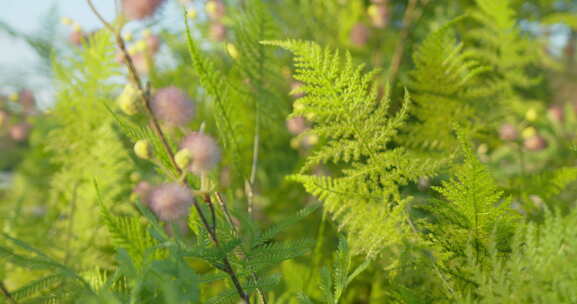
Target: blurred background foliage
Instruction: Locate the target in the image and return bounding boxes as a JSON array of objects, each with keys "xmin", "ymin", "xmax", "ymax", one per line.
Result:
[{"xmin": 0, "ymin": 0, "xmax": 577, "ymax": 303}]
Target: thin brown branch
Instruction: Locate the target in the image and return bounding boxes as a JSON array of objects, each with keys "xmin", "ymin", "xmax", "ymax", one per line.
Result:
[
  {"xmin": 387, "ymin": 0, "xmax": 428, "ymax": 85},
  {"xmin": 0, "ymin": 282, "xmax": 16, "ymax": 304},
  {"xmin": 86, "ymin": 1, "xmax": 249, "ymax": 302},
  {"xmin": 87, "ymin": 0, "xmax": 180, "ymax": 174}
]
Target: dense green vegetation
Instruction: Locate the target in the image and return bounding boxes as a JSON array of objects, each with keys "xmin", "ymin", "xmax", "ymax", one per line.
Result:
[{"xmin": 1, "ymin": 0, "xmax": 577, "ymax": 303}]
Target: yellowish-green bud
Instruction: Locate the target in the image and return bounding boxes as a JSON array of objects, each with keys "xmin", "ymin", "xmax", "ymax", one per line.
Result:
[
  {"xmin": 522, "ymin": 126, "xmax": 536, "ymax": 139},
  {"xmin": 123, "ymin": 32, "xmax": 134, "ymax": 42},
  {"xmin": 226, "ymin": 43, "xmax": 239, "ymax": 59},
  {"xmin": 205, "ymin": 1, "xmax": 218, "ymax": 15},
  {"xmin": 134, "ymin": 40, "xmax": 147, "ymax": 53},
  {"xmin": 118, "ymin": 85, "xmax": 139, "ymax": 115},
  {"xmin": 186, "ymin": 8, "xmax": 197, "ymax": 19},
  {"xmin": 8, "ymin": 92, "xmax": 18, "ymax": 101},
  {"xmin": 367, "ymin": 5, "xmax": 379, "ymax": 18},
  {"xmin": 175, "ymin": 149, "xmax": 192, "ymax": 170},
  {"xmin": 525, "ymin": 108, "xmax": 537, "ymax": 121},
  {"xmin": 142, "ymin": 28, "xmax": 153, "ymax": 38},
  {"xmin": 293, "ymin": 101, "xmax": 305, "ymax": 111},
  {"xmin": 134, "ymin": 140, "xmax": 153, "ymax": 159},
  {"xmin": 60, "ymin": 17, "xmax": 73, "ymax": 26}
]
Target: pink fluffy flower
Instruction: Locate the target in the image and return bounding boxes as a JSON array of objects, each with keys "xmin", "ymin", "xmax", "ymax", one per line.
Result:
[
  {"xmin": 286, "ymin": 116, "xmax": 309, "ymax": 135},
  {"xmin": 151, "ymin": 86, "xmax": 195, "ymax": 127},
  {"xmin": 69, "ymin": 29, "xmax": 85, "ymax": 46},
  {"xmin": 122, "ymin": 0, "xmax": 166, "ymax": 20},
  {"xmin": 350, "ymin": 23, "xmax": 369, "ymax": 47},
  {"xmin": 209, "ymin": 22, "xmax": 227, "ymax": 41},
  {"xmin": 180, "ymin": 132, "xmax": 221, "ymax": 174},
  {"xmin": 133, "ymin": 181, "xmax": 153, "ymax": 207},
  {"xmin": 10, "ymin": 123, "xmax": 31, "ymax": 142},
  {"xmin": 499, "ymin": 124, "xmax": 518, "ymax": 141},
  {"xmin": 548, "ymin": 105, "xmax": 564, "ymax": 123},
  {"xmin": 150, "ymin": 183, "xmax": 194, "ymax": 221},
  {"xmin": 524, "ymin": 135, "xmax": 548, "ymax": 151}
]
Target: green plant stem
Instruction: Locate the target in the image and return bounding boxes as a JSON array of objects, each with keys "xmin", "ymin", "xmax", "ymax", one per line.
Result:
[{"xmin": 305, "ymin": 211, "xmax": 327, "ymax": 293}]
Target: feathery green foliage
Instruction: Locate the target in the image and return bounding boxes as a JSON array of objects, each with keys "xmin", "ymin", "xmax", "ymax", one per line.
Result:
[{"xmin": 263, "ymin": 40, "xmax": 443, "ymax": 257}]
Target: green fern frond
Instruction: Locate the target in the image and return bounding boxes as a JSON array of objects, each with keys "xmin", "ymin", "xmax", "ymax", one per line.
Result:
[
  {"xmin": 418, "ymin": 130, "xmax": 518, "ymax": 290},
  {"xmin": 403, "ymin": 23, "xmax": 491, "ymax": 151},
  {"xmin": 264, "ymin": 39, "xmax": 445, "ymax": 256},
  {"xmin": 467, "ymin": 0, "xmax": 540, "ymax": 92}
]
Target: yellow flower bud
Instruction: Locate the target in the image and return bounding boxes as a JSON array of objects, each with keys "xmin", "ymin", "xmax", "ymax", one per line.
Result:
[
  {"xmin": 290, "ymin": 137, "xmax": 300, "ymax": 149},
  {"xmin": 186, "ymin": 8, "xmax": 197, "ymax": 19},
  {"xmin": 226, "ymin": 43, "xmax": 239, "ymax": 59},
  {"xmin": 134, "ymin": 40, "xmax": 147, "ymax": 53},
  {"xmin": 522, "ymin": 127, "xmax": 536, "ymax": 139},
  {"xmin": 134, "ymin": 140, "xmax": 153, "ymax": 159},
  {"xmin": 293, "ymin": 101, "xmax": 305, "ymax": 111},
  {"xmin": 304, "ymin": 134, "xmax": 319, "ymax": 146},
  {"xmin": 60, "ymin": 17, "xmax": 73, "ymax": 26},
  {"xmin": 525, "ymin": 108, "xmax": 537, "ymax": 122},
  {"xmin": 123, "ymin": 32, "xmax": 133, "ymax": 42},
  {"xmin": 8, "ymin": 92, "xmax": 18, "ymax": 101},
  {"xmin": 118, "ymin": 85, "xmax": 139, "ymax": 115},
  {"xmin": 206, "ymin": 1, "xmax": 218, "ymax": 15},
  {"xmin": 175, "ymin": 149, "xmax": 192, "ymax": 170},
  {"xmin": 367, "ymin": 5, "xmax": 379, "ymax": 18},
  {"xmin": 142, "ymin": 28, "xmax": 153, "ymax": 38}
]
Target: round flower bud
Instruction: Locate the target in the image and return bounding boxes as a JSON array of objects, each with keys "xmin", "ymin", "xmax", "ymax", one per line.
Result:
[
  {"xmin": 69, "ymin": 29, "xmax": 85, "ymax": 46},
  {"xmin": 149, "ymin": 183, "xmax": 194, "ymax": 221},
  {"xmin": 186, "ymin": 8, "xmax": 197, "ymax": 19},
  {"xmin": 10, "ymin": 123, "xmax": 31, "ymax": 142},
  {"xmin": 151, "ymin": 86, "xmax": 195, "ymax": 127},
  {"xmin": 122, "ymin": 0, "xmax": 166, "ymax": 20},
  {"xmin": 350, "ymin": 23, "xmax": 369, "ymax": 47},
  {"xmin": 521, "ymin": 127, "xmax": 536, "ymax": 139},
  {"xmin": 133, "ymin": 181, "xmax": 153, "ymax": 206},
  {"xmin": 205, "ymin": 0, "xmax": 225, "ymax": 19},
  {"xmin": 180, "ymin": 132, "xmax": 221, "ymax": 174},
  {"xmin": 118, "ymin": 84, "xmax": 140, "ymax": 115},
  {"xmin": 499, "ymin": 123, "xmax": 518, "ymax": 141},
  {"xmin": 226, "ymin": 43, "xmax": 239, "ymax": 59},
  {"xmin": 8, "ymin": 92, "xmax": 18, "ymax": 101},
  {"xmin": 548, "ymin": 105, "xmax": 564, "ymax": 123},
  {"xmin": 367, "ymin": 4, "xmax": 389, "ymax": 28},
  {"xmin": 134, "ymin": 139, "xmax": 154, "ymax": 159},
  {"xmin": 524, "ymin": 135, "xmax": 548, "ymax": 151},
  {"xmin": 60, "ymin": 17, "xmax": 73, "ymax": 26},
  {"xmin": 525, "ymin": 108, "xmax": 537, "ymax": 122},
  {"xmin": 123, "ymin": 32, "xmax": 134, "ymax": 42},
  {"xmin": 175, "ymin": 148, "xmax": 192, "ymax": 170},
  {"xmin": 303, "ymin": 134, "xmax": 319, "ymax": 147},
  {"xmin": 286, "ymin": 116, "xmax": 309, "ymax": 135},
  {"xmin": 209, "ymin": 22, "xmax": 227, "ymax": 41}
]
